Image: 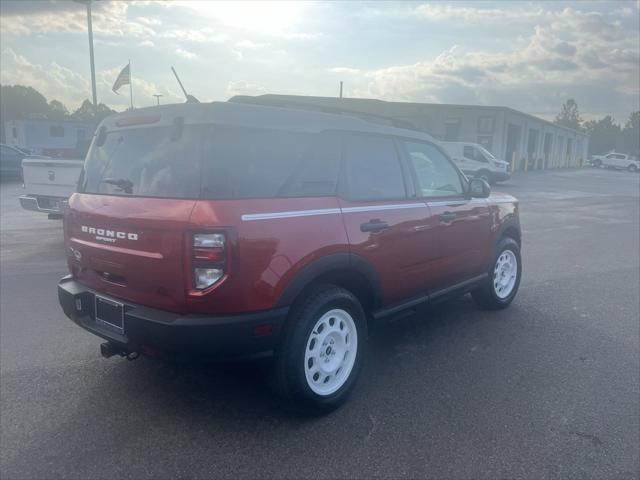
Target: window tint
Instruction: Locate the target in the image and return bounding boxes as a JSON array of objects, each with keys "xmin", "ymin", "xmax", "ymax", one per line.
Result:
[
  {"xmin": 342, "ymin": 134, "xmax": 406, "ymax": 201},
  {"xmin": 201, "ymin": 127, "xmax": 340, "ymax": 199},
  {"xmin": 81, "ymin": 125, "xmax": 204, "ymax": 198},
  {"xmin": 402, "ymin": 141, "xmax": 464, "ymax": 197}
]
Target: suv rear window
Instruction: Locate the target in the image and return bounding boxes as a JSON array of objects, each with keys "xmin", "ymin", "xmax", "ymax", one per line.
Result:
[
  {"xmin": 80, "ymin": 124, "xmax": 341, "ymax": 200},
  {"xmin": 81, "ymin": 125, "xmax": 204, "ymax": 198}
]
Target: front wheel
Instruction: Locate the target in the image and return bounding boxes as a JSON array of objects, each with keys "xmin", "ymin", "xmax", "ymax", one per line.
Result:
[
  {"xmin": 476, "ymin": 170, "xmax": 491, "ymax": 184},
  {"xmin": 628, "ymin": 164, "xmax": 638, "ymax": 173},
  {"xmin": 472, "ymin": 237, "xmax": 522, "ymax": 310},
  {"xmin": 270, "ymin": 285, "xmax": 366, "ymax": 414}
]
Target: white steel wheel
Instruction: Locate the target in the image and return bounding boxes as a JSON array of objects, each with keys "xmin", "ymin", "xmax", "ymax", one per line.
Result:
[
  {"xmin": 304, "ymin": 309, "xmax": 358, "ymax": 396},
  {"xmin": 493, "ymin": 250, "xmax": 518, "ymax": 299}
]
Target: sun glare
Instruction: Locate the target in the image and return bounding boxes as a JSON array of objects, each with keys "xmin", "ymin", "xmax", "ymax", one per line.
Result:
[{"xmin": 177, "ymin": 1, "xmax": 308, "ymax": 36}]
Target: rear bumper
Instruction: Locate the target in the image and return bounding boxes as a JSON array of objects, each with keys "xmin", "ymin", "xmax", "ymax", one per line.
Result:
[
  {"xmin": 58, "ymin": 276, "xmax": 288, "ymax": 360},
  {"xmin": 19, "ymin": 195, "xmax": 66, "ymax": 214}
]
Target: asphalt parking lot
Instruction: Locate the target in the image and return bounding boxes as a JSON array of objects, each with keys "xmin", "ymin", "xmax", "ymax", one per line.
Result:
[{"xmin": 1, "ymin": 168, "xmax": 639, "ymax": 479}]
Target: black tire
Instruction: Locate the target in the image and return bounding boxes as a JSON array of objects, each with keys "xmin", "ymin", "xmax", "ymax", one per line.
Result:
[
  {"xmin": 592, "ymin": 159, "xmax": 602, "ymax": 168},
  {"xmin": 472, "ymin": 237, "xmax": 522, "ymax": 310},
  {"xmin": 628, "ymin": 164, "xmax": 638, "ymax": 173},
  {"xmin": 270, "ymin": 284, "xmax": 367, "ymax": 415}
]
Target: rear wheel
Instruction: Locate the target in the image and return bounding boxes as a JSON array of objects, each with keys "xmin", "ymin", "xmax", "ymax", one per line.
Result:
[
  {"xmin": 472, "ymin": 237, "xmax": 521, "ymax": 310},
  {"xmin": 270, "ymin": 285, "xmax": 366, "ymax": 414},
  {"xmin": 592, "ymin": 159, "xmax": 602, "ymax": 168}
]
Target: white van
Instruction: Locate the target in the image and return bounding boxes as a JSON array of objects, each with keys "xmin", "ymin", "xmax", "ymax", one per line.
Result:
[{"xmin": 440, "ymin": 142, "xmax": 510, "ymax": 184}]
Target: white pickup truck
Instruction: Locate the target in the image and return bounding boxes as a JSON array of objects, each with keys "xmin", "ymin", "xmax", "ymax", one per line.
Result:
[
  {"xmin": 19, "ymin": 157, "xmax": 83, "ymax": 218},
  {"xmin": 590, "ymin": 152, "xmax": 639, "ymax": 172}
]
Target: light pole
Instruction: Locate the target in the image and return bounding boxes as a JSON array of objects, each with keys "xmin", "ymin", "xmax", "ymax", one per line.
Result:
[
  {"xmin": 153, "ymin": 94, "xmax": 163, "ymax": 105},
  {"xmin": 75, "ymin": 0, "xmax": 98, "ymax": 114}
]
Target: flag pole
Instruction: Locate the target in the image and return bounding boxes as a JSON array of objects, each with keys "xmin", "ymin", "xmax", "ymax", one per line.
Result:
[{"xmin": 129, "ymin": 59, "xmax": 134, "ymax": 110}]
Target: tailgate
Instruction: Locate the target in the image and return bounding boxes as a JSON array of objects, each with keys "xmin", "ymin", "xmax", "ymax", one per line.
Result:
[
  {"xmin": 22, "ymin": 158, "xmax": 83, "ymax": 198},
  {"xmin": 66, "ymin": 194, "xmax": 196, "ymax": 312}
]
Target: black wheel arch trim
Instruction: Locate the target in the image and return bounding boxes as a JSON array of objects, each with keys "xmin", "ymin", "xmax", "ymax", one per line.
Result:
[
  {"xmin": 496, "ymin": 215, "xmax": 522, "ymax": 245},
  {"xmin": 275, "ymin": 252, "xmax": 384, "ymax": 308}
]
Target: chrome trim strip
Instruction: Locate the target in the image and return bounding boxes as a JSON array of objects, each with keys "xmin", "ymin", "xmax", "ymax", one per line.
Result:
[
  {"xmin": 341, "ymin": 203, "xmax": 426, "ymax": 213},
  {"xmin": 241, "ymin": 208, "xmax": 341, "ymax": 221},
  {"xmin": 426, "ymin": 199, "xmax": 487, "ymax": 207},
  {"xmin": 241, "ymin": 198, "xmax": 505, "ymax": 222},
  {"xmin": 242, "ymin": 203, "xmax": 426, "ymax": 221}
]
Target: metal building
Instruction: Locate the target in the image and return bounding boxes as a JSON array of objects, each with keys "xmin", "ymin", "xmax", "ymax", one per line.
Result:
[{"xmin": 231, "ymin": 94, "xmax": 589, "ymax": 171}]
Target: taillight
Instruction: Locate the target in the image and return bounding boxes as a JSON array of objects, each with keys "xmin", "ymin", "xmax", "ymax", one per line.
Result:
[{"xmin": 192, "ymin": 233, "xmax": 226, "ymax": 290}]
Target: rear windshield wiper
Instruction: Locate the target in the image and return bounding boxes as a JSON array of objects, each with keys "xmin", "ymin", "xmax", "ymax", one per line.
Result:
[{"xmin": 101, "ymin": 178, "xmax": 134, "ymax": 194}]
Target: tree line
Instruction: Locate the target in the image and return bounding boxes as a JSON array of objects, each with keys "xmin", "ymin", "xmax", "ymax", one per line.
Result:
[
  {"xmin": 0, "ymin": 84, "xmax": 116, "ymax": 143},
  {"xmin": 1, "ymin": 84, "xmax": 638, "ymax": 159},
  {"xmin": 554, "ymin": 99, "xmax": 639, "ymax": 158}
]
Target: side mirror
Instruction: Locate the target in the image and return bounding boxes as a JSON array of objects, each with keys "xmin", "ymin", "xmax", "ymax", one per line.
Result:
[{"xmin": 468, "ymin": 177, "xmax": 491, "ymax": 198}]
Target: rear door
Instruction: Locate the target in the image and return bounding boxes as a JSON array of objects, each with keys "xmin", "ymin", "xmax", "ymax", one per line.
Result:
[
  {"xmin": 338, "ymin": 133, "xmax": 438, "ymax": 304},
  {"xmin": 399, "ymin": 139, "xmax": 492, "ymax": 288},
  {"xmin": 66, "ymin": 120, "xmax": 204, "ymax": 312}
]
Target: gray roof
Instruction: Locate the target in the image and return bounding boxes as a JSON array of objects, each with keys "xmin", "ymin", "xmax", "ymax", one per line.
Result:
[
  {"xmin": 99, "ymin": 100, "xmax": 439, "ymax": 143},
  {"xmin": 237, "ymin": 94, "xmax": 588, "ymax": 137}
]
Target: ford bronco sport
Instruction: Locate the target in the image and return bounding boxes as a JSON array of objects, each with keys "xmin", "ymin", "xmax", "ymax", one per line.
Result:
[{"xmin": 58, "ymin": 101, "xmax": 522, "ymax": 412}]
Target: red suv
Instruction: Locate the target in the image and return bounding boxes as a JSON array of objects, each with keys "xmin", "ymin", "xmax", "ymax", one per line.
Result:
[{"xmin": 58, "ymin": 102, "xmax": 521, "ymax": 412}]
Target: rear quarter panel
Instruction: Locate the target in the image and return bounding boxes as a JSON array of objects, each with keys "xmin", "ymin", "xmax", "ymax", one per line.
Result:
[{"xmin": 188, "ymin": 197, "xmax": 349, "ymax": 314}]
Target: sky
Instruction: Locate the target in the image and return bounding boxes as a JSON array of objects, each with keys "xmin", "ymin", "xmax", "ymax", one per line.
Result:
[{"xmin": 1, "ymin": 0, "xmax": 639, "ymax": 122}]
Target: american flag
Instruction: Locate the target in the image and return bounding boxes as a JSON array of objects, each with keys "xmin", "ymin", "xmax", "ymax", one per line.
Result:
[{"xmin": 112, "ymin": 63, "xmax": 130, "ymax": 94}]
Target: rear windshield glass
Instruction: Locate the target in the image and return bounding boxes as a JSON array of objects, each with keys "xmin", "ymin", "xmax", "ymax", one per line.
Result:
[
  {"xmin": 80, "ymin": 124, "xmax": 341, "ymax": 199},
  {"xmin": 80, "ymin": 125, "xmax": 204, "ymax": 198}
]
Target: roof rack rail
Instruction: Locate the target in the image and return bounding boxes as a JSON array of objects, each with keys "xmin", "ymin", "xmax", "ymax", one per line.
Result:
[{"xmin": 228, "ymin": 95, "xmax": 422, "ymax": 132}]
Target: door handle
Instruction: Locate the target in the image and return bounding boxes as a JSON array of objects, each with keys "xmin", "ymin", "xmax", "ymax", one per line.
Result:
[
  {"xmin": 439, "ymin": 211, "xmax": 457, "ymax": 222},
  {"xmin": 360, "ymin": 219, "xmax": 389, "ymax": 232}
]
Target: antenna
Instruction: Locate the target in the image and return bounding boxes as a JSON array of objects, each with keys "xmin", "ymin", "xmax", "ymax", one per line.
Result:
[{"xmin": 171, "ymin": 66, "xmax": 199, "ymax": 103}]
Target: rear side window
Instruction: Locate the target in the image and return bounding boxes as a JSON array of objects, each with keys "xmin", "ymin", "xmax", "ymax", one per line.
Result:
[
  {"xmin": 80, "ymin": 125, "xmax": 203, "ymax": 198},
  {"xmin": 201, "ymin": 127, "xmax": 341, "ymax": 199},
  {"xmin": 342, "ymin": 134, "xmax": 406, "ymax": 201}
]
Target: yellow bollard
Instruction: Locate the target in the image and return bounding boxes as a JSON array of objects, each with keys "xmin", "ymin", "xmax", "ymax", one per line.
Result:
[
  {"xmin": 524, "ymin": 154, "xmax": 529, "ymax": 171},
  {"xmin": 511, "ymin": 152, "xmax": 516, "ymax": 172}
]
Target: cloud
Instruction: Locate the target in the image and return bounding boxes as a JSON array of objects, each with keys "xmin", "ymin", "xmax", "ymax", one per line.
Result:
[
  {"xmin": 225, "ymin": 80, "xmax": 267, "ymax": 98},
  {"xmin": 1, "ymin": 1, "xmax": 155, "ymax": 38},
  {"xmin": 236, "ymin": 40, "xmax": 271, "ymax": 50},
  {"xmin": 329, "ymin": 67, "xmax": 361, "ymax": 75},
  {"xmin": 175, "ymin": 47, "xmax": 196, "ymax": 60},
  {"xmin": 0, "ymin": 48, "xmax": 89, "ymax": 109},
  {"xmin": 337, "ymin": 6, "xmax": 638, "ymax": 119},
  {"xmin": 0, "ymin": 48, "xmax": 183, "ymax": 111}
]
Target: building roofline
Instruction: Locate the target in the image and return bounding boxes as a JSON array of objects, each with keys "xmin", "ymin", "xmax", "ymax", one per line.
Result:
[{"xmin": 252, "ymin": 94, "xmax": 588, "ymax": 137}]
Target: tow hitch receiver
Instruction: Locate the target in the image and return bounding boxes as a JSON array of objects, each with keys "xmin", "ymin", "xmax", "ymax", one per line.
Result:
[{"xmin": 100, "ymin": 342, "xmax": 138, "ymax": 360}]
